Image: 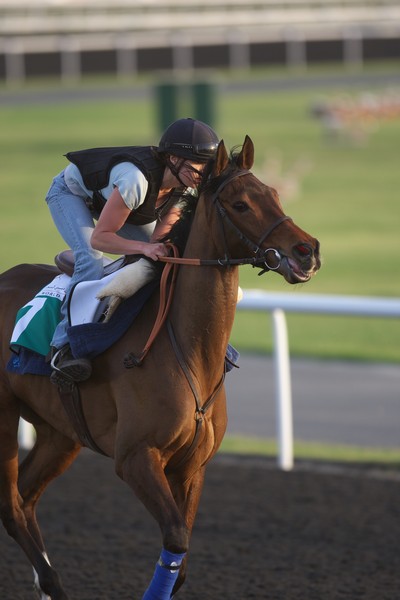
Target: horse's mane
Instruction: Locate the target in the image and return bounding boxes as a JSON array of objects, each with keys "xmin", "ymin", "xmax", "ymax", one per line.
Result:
[{"xmin": 161, "ymin": 146, "xmax": 242, "ymax": 254}]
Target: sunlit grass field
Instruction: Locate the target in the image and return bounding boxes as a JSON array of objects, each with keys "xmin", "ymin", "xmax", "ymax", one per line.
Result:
[
  {"xmin": 1, "ymin": 65, "xmax": 399, "ymax": 363},
  {"xmin": 219, "ymin": 435, "xmax": 400, "ymax": 466}
]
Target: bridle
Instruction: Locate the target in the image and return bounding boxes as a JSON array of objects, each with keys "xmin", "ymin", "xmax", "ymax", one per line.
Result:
[
  {"xmin": 125, "ymin": 168, "xmax": 293, "ymax": 368},
  {"xmin": 159, "ymin": 168, "xmax": 292, "ymax": 273},
  {"xmin": 211, "ymin": 169, "xmax": 292, "ymax": 272}
]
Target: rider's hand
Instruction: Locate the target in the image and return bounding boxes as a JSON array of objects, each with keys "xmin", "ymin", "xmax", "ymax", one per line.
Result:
[{"xmin": 141, "ymin": 242, "xmax": 168, "ymax": 261}]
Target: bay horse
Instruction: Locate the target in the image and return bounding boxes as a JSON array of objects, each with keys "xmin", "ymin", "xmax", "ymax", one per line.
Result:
[{"xmin": 0, "ymin": 136, "xmax": 320, "ymax": 599}]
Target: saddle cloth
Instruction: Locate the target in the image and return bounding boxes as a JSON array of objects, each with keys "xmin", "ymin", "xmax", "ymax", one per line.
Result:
[
  {"xmin": 8, "ymin": 270, "xmax": 159, "ymax": 376},
  {"xmin": 10, "ymin": 270, "xmax": 122, "ymax": 356},
  {"xmin": 10, "ymin": 273, "xmax": 70, "ymax": 357}
]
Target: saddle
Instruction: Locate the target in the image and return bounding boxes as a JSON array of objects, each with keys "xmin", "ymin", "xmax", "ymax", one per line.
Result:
[{"xmin": 55, "ymin": 249, "xmax": 126, "ymax": 278}]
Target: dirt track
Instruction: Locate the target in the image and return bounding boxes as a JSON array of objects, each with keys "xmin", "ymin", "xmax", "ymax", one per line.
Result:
[{"xmin": 0, "ymin": 451, "xmax": 399, "ymax": 600}]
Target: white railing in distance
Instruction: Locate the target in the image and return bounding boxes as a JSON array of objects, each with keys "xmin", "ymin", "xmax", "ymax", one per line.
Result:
[{"xmin": 236, "ymin": 290, "xmax": 400, "ymax": 471}]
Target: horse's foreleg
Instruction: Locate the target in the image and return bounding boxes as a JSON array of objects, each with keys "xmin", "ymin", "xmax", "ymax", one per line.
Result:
[
  {"xmin": 17, "ymin": 423, "xmax": 81, "ymax": 600},
  {"xmin": 141, "ymin": 465, "xmax": 207, "ymax": 599},
  {"xmin": 169, "ymin": 465, "xmax": 206, "ymax": 597},
  {"xmin": 118, "ymin": 447, "xmax": 190, "ymax": 599}
]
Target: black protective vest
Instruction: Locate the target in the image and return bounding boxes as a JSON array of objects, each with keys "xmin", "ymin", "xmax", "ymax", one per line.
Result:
[{"xmin": 65, "ymin": 145, "xmax": 167, "ymax": 226}]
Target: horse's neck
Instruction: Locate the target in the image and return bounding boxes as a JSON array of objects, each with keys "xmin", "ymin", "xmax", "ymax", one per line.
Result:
[{"xmin": 170, "ymin": 206, "xmax": 239, "ymax": 380}]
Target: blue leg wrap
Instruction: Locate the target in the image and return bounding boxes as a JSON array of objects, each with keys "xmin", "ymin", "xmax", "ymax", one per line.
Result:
[{"xmin": 142, "ymin": 548, "xmax": 186, "ymax": 600}]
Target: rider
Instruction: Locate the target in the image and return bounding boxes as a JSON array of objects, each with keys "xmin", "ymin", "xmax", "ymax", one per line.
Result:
[{"xmin": 46, "ymin": 117, "xmax": 219, "ymax": 383}]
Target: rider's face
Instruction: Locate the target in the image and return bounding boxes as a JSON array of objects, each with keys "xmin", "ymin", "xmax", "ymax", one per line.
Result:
[
  {"xmin": 180, "ymin": 161, "xmax": 205, "ymax": 187},
  {"xmin": 170, "ymin": 157, "xmax": 205, "ymax": 187}
]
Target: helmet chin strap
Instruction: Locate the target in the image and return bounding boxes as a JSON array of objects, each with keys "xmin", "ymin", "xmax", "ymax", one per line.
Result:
[
  {"xmin": 166, "ymin": 157, "xmax": 187, "ymax": 187},
  {"xmin": 166, "ymin": 157, "xmax": 204, "ymax": 187}
]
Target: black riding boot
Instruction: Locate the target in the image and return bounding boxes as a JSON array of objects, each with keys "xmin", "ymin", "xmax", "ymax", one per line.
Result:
[{"xmin": 50, "ymin": 344, "xmax": 92, "ymax": 384}]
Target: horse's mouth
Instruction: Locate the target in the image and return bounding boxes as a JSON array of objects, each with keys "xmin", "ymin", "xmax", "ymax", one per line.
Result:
[{"xmin": 281, "ymin": 256, "xmax": 316, "ymax": 284}]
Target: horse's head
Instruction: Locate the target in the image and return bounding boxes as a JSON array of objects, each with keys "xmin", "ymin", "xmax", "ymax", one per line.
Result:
[{"xmin": 203, "ymin": 136, "xmax": 321, "ymax": 283}]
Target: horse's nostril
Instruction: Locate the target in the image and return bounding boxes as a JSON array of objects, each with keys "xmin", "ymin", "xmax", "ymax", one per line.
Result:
[{"xmin": 295, "ymin": 243, "xmax": 312, "ymax": 257}]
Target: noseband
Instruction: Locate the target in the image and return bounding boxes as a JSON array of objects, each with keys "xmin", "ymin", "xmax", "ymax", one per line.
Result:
[{"xmin": 211, "ymin": 169, "xmax": 292, "ymax": 272}]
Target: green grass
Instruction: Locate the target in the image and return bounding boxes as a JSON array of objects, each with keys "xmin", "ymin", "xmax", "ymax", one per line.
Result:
[
  {"xmin": 1, "ymin": 63, "xmax": 399, "ymax": 363},
  {"xmin": 220, "ymin": 435, "xmax": 400, "ymax": 466}
]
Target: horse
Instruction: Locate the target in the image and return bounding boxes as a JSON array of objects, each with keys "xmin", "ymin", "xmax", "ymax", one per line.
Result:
[{"xmin": 0, "ymin": 136, "xmax": 320, "ymax": 600}]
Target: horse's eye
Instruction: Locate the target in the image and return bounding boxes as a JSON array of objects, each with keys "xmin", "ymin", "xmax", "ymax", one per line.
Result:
[{"xmin": 232, "ymin": 201, "xmax": 249, "ymax": 213}]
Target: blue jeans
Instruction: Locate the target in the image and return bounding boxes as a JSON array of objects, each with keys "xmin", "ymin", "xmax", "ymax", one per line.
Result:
[{"xmin": 45, "ymin": 171, "xmax": 154, "ymax": 349}]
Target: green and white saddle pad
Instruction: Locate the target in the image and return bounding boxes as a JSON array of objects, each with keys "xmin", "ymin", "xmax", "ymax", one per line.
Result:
[{"xmin": 10, "ymin": 274, "xmax": 70, "ymax": 356}]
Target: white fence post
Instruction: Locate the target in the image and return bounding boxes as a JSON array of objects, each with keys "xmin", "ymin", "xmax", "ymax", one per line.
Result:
[
  {"xmin": 4, "ymin": 38, "xmax": 25, "ymax": 84},
  {"xmin": 272, "ymin": 309, "xmax": 294, "ymax": 471},
  {"xmin": 18, "ymin": 418, "xmax": 35, "ymax": 450}
]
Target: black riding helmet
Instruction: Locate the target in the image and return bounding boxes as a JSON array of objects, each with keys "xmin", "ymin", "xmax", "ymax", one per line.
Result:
[{"xmin": 157, "ymin": 118, "xmax": 219, "ymax": 163}]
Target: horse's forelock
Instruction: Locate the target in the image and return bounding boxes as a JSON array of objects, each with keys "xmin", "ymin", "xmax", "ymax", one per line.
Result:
[{"xmin": 199, "ymin": 147, "xmax": 242, "ymax": 197}]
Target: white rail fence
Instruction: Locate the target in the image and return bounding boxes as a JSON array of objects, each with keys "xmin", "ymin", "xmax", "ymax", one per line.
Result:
[
  {"xmin": 2, "ymin": 0, "xmax": 400, "ymax": 81},
  {"xmin": 18, "ymin": 290, "xmax": 400, "ymax": 470},
  {"xmin": 236, "ymin": 290, "xmax": 400, "ymax": 470}
]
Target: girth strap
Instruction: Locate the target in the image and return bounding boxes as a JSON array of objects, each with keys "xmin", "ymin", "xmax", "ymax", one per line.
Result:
[{"xmin": 57, "ymin": 381, "xmax": 107, "ymax": 456}]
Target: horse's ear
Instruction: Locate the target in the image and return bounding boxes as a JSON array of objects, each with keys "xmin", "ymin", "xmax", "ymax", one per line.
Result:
[
  {"xmin": 212, "ymin": 139, "xmax": 229, "ymax": 176},
  {"xmin": 237, "ymin": 135, "xmax": 254, "ymax": 170}
]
